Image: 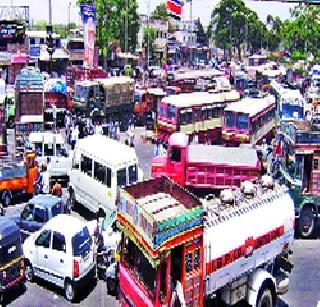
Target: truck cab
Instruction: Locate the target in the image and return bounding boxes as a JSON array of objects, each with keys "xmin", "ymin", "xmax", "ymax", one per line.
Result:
[
  {"xmin": 117, "ymin": 177, "xmax": 204, "ymax": 307},
  {"xmin": 152, "ymin": 133, "xmax": 188, "ymax": 186}
]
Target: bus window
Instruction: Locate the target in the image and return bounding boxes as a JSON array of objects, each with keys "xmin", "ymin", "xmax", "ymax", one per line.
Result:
[
  {"xmin": 167, "ymin": 105, "xmax": 176, "ymax": 120},
  {"xmin": 180, "ymin": 110, "xmax": 187, "ymax": 125},
  {"xmin": 34, "ymin": 142, "xmax": 42, "ymax": 156},
  {"xmin": 117, "ymin": 168, "xmax": 127, "ymax": 187},
  {"xmin": 225, "ymin": 111, "xmax": 236, "ymax": 128},
  {"xmin": 44, "ymin": 143, "xmax": 54, "ymax": 156},
  {"xmin": 80, "ymin": 155, "xmax": 93, "ymax": 177},
  {"xmin": 237, "ymin": 113, "xmax": 249, "ymax": 130},
  {"xmin": 128, "ymin": 165, "xmax": 138, "ymax": 184}
]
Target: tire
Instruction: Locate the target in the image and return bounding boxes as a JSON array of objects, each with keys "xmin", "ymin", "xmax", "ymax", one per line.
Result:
[
  {"xmin": 2, "ymin": 191, "xmax": 11, "ymax": 207},
  {"xmin": 256, "ymin": 287, "xmax": 274, "ymax": 307},
  {"xmin": 0, "ymin": 291, "xmax": 4, "ymax": 305},
  {"xmin": 107, "ymin": 277, "xmax": 116, "ymax": 295},
  {"xmin": 25, "ymin": 261, "xmax": 34, "ymax": 282},
  {"xmin": 64, "ymin": 279, "xmax": 76, "ymax": 302},
  {"xmin": 299, "ymin": 207, "xmax": 316, "ymax": 239}
]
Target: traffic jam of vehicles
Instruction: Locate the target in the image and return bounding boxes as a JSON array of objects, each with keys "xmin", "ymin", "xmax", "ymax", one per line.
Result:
[{"xmin": 0, "ymin": 2, "xmax": 319, "ymax": 307}]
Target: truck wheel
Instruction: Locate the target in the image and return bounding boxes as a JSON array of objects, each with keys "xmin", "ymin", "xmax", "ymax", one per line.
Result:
[
  {"xmin": 256, "ymin": 287, "xmax": 274, "ymax": 307},
  {"xmin": 107, "ymin": 277, "xmax": 116, "ymax": 295},
  {"xmin": 64, "ymin": 279, "xmax": 76, "ymax": 302},
  {"xmin": 299, "ymin": 207, "xmax": 315, "ymax": 239}
]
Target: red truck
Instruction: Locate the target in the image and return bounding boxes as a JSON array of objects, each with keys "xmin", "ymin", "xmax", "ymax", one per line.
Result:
[{"xmin": 152, "ymin": 133, "xmax": 261, "ymax": 190}]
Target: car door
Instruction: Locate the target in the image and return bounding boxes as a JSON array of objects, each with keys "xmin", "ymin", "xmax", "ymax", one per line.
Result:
[
  {"xmin": 50, "ymin": 231, "xmax": 68, "ymax": 287},
  {"xmin": 34, "ymin": 230, "xmax": 52, "ymax": 281}
]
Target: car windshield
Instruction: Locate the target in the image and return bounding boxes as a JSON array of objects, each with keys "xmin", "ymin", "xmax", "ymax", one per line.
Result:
[
  {"xmin": 0, "ymin": 238, "xmax": 22, "ymax": 266},
  {"xmin": 72, "ymin": 226, "xmax": 92, "ymax": 257}
]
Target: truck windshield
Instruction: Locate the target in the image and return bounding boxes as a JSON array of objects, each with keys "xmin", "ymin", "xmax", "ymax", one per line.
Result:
[
  {"xmin": 128, "ymin": 165, "xmax": 138, "ymax": 184},
  {"xmin": 123, "ymin": 238, "xmax": 156, "ymax": 298},
  {"xmin": 225, "ymin": 111, "xmax": 236, "ymax": 128},
  {"xmin": 117, "ymin": 168, "xmax": 127, "ymax": 187},
  {"xmin": 0, "ymin": 238, "xmax": 22, "ymax": 266},
  {"xmin": 75, "ymin": 85, "xmax": 89, "ymax": 101}
]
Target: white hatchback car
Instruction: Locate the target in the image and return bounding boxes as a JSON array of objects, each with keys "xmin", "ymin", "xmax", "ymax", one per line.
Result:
[{"xmin": 23, "ymin": 214, "xmax": 95, "ymax": 301}]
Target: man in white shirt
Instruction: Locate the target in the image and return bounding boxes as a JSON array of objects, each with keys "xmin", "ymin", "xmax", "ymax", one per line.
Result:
[{"xmin": 41, "ymin": 166, "xmax": 50, "ymax": 194}]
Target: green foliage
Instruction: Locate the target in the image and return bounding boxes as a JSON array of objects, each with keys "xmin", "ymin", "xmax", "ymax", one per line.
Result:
[
  {"xmin": 143, "ymin": 26, "xmax": 157, "ymax": 61},
  {"xmin": 281, "ymin": 6, "xmax": 320, "ymax": 54},
  {"xmin": 151, "ymin": 3, "xmax": 168, "ymax": 21},
  {"xmin": 35, "ymin": 20, "xmax": 47, "ymax": 30},
  {"xmin": 291, "ymin": 51, "xmax": 307, "ymax": 61},
  {"xmin": 77, "ymin": 0, "xmax": 140, "ymax": 56}
]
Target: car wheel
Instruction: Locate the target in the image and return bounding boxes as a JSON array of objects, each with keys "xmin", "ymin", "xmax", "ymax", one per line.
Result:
[
  {"xmin": 107, "ymin": 277, "xmax": 116, "ymax": 295},
  {"xmin": 299, "ymin": 207, "xmax": 316, "ymax": 239},
  {"xmin": 25, "ymin": 262, "xmax": 34, "ymax": 282},
  {"xmin": 64, "ymin": 279, "xmax": 75, "ymax": 302}
]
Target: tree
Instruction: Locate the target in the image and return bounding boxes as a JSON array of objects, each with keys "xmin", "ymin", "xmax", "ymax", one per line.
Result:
[
  {"xmin": 208, "ymin": 0, "xmax": 267, "ymax": 59},
  {"xmin": 195, "ymin": 18, "xmax": 208, "ymax": 47},
  {"xmin": 77, "ymin": 0, "xmax": 140, "ymax": 63},
  {"xmin": 35, "ymin": 20, "xmax": 47, "ymax": 30},
  {"xmin": 151, "ymin": 3, "xmax": 168, "ymax": 21},
  {"xmin": 281, "ymin": 6, "xmax": 320, "ymax": 55},
  {"xmin": 143, "ymin": 26, "xmax": 157, "ymax": 63}
]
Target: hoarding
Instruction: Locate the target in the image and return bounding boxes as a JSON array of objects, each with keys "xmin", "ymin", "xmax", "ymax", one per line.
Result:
[
  {"xmin": 19, "ymin": 93, "xmax": 43, "ymax": 116},
  {"xmin": 80, "ymin": 5, "xmax": 96, "ymax": 67}
]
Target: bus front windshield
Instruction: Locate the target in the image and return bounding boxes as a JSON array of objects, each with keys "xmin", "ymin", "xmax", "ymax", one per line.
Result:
[
  {"xmin": 237, "ymin": 113, "xmax": 249, "ymax": 130},
  {"xmin": 282, "ymin": 104, "xmax": 303, "ymax": 120},
  {"xmin": 225, "ymin": 111, "xmax": 236, "ymax": 128}
]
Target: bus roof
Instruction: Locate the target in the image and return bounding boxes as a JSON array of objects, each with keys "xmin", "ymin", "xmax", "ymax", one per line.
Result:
[
  {"xmin": 161, "ymin": 92, "xmax": 228, "ymax": 108},
  {"xmin": 224, "ymin": 95, "xmax": 275, "ymax": 117},
  {"xmin": 174, "ymin": 69, "xmax": 223, "ymax": 81},
  {"xmin": 75, "ymin": 135, "xmax": 138, "ymax": 167}
]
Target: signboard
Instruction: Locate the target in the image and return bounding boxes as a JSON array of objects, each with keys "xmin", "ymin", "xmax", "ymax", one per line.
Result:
[
  {"xmin": 0, "ymin": 52, "xmax": 11, "ymax": 65},
  {"xmin": 0, "ymin": 22, "xmax": 25, "ymax": 41},
  {"xmin": 80, "ymin": 5, "xmax": 96, "ymax": 67},
  {"xmin": 29, "ymin": 46, "xmax": 40, "ymax": 57},
  {"xmin": 11, "ymin": 52, "xmax": 27, "ymax": 64}
]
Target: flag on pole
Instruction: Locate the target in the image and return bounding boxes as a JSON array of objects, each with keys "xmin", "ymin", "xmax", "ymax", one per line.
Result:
[{"xmin": 166, "ymin": 0, "xmax": 184, "ymax": 20}]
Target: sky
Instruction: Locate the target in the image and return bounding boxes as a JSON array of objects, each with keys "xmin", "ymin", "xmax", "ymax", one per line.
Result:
[{"xmin": 2, "ymin": 0, "xmax": 296, "ymax": 27}]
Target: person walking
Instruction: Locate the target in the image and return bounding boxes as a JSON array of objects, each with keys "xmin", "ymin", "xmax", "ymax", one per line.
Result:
[{"xmin": 41, "ymin": 165, "xmax": 50, "ymax": 194}]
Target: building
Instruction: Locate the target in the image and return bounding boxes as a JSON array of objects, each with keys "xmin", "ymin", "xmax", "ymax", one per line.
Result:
[
  {"xmin": 137, "ymin": 15, "xmax": 168, "ymax": 66},
  {"xmin": 68, "ymin": 28, "xmax": 84, "ymax": 66},
  {"xmin": 0, "ymin": 20, "xmax": 27, "ymax": 84}
]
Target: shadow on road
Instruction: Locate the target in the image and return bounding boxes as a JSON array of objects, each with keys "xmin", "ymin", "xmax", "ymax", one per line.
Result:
[
  {"xmin": 29, "ymin": 276, "xmax": 98, "ymax": 304},
  {"xmin": 277, "ymin": 298, "xmax": 289, "ymax": 307},
  {"xmin": 3, "ymin": 283, "xmax": 26, "ymax": 305}
]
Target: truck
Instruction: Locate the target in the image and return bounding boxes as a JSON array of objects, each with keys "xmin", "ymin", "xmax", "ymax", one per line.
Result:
[
  {"xmin": 277, "ymin": 119, "xmax": 320, "ymax": 239},
  {"xmin": 116, "ymin": 176, "xmax": 295, "ymax": 306},
  {"xmin": 14, "ymin": 67, "xmax": 44, "ymax": 151},
  {"xmin": 72, "ymin": 77, "xmax": 134, "ymax": 130},
  {"xmin": 43, "ymin": 78, "xmax": 68, "ymax": 129},
  {"xmin": 0, "ymin": 151, "xmax": 37, "ymax": 207},
  {"xmin": 152, "ymin": 133, "xmax": 261, "ymax": 191}
]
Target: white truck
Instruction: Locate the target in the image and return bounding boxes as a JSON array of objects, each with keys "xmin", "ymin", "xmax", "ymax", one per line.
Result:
[{"xmin": 116, "ymin": 175, "xmax": 295, "ymax": 306}]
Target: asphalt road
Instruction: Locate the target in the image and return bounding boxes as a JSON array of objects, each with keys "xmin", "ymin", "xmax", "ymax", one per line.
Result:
[{"xmin": 4, "ymin": 129, "xmax": 320, "ymax": 307}]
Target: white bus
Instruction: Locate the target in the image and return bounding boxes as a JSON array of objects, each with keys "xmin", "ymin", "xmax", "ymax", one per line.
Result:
[{"xmin": 68, "ymin": 135, "xmax": 143, "ymax": 215}]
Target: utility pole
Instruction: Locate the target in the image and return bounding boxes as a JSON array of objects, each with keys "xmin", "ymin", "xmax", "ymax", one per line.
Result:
[
  {"xmin": 189, "ymin": 0, "xmax": 193, "ymax": 65},
  {"xmin": 68, "ymin": 2, "xmax": 71, "ymax": 37},
  {"xmin": 147, "ymin": 0, "xmax": 150, "ymax": 70},
  {"xmin": 125, "ymin": 0, "xmax": 128, "ymax": 65},
  {"xmin": 47, "ymin": 0, "xmax": 53, "ymax": 75}
]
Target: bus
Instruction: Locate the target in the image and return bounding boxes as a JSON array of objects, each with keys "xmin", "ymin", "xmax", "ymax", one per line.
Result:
[
  {"xmin": 169, "ymin": 69, "xmax": 224, "ymax": 93},
  {"xmin": 271, "ymin": 80, "xmax": 305, "ymax": 122},
  {"xmin": 157, "ymin": 91, "xmax": 240, "ymax": 144},
  {"xmin": 222, "ymin": 94, "xmax": 276, "ymax": 146},
  {"xmin": 68, "ymin": 134, "xmax": 143, "ymax": 215}
]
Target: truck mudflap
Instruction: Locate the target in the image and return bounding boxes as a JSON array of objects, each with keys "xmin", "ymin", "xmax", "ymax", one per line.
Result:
[{"xmin": 247, "ymin": 269, "xmax": 276, "ymax": 306}]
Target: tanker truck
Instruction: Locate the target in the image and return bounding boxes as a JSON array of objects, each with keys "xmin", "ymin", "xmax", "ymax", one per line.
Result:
[{"xmin": 115, "ymin": 176, "xmax": 294, "ymax": 307}]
